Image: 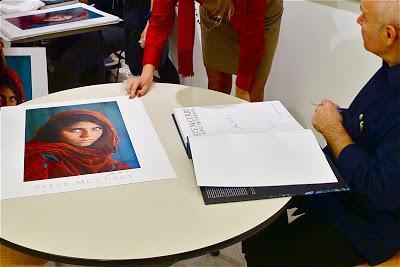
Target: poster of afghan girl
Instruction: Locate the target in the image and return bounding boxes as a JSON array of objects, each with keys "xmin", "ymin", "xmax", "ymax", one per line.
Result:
[
  {"xmin": 6, "ymin": 7, "xmax": 103, "ymax": 30},
  {"xmin": 1, "ymin": 3, "xmax": 120, "ymax": 41},
  {"xmin": 0, "ymin": 66, "xmax": 25, "ymax": 107},
  {"xmin": 3, "ymin": 47, "xmax": 48, "ymax": 101},
  {"xmin": 24, "ymin": 102, "xmax": 140, "ymax": 182}
]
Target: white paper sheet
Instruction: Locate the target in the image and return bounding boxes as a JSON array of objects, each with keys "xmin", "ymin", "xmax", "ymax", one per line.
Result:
[
  {"xmin": 1, "ymin": 96, "xmax": 176, "ymax": 199},
  {"xmin": 189, "ymin": 130, "xmax": 337, "ymax": 187},
  {"xmin": 0, "ymin": 3, "xmax": 120, "ymax": 40},
  {"xmin": 173, "ymin": 101, "xmax": 303, "ymax": 145}
]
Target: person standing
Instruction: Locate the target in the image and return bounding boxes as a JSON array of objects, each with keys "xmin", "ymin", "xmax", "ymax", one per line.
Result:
[
  {"xmin": 123, "ymin": 0, "xmax": 180, "ymax": 84},
  {"xmin": 126, "ymin": 0, "xmax": 283, "ymax": 102}
]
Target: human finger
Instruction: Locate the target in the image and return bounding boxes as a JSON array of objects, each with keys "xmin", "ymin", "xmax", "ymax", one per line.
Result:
[
  {"xmin": 136, "ymin": 82, "xmax": 151, "ymax": 97},
  {"xmin": 127, "ymin": 78, "xmax": 140, "ymax": 99}
]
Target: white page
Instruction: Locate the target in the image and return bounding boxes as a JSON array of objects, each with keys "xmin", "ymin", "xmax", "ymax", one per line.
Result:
[
  {"xmin": 1, "ymin": 96, "xmax": 176, "ymax": 199},
  {"xmin": 173, "ymin": 101, "xmax": 303, "ymax": 145},
  {"xmin": 190, "ymin": 129, "xmax": 337, "ymax": 187}
]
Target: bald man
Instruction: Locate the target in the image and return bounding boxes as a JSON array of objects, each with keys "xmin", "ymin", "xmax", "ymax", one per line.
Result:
[{"xmin": 242, "ymin": 0, "xmax": 400, "ymax": 266}]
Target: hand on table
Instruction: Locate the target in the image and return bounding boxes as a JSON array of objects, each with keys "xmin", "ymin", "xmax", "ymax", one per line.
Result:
[
  {"xmin": 125, "ymin": 64, "xmax": 154, "ymax": 98},
  {"xmin": 235, "ymin": 87, "xmax": 251, "ymax": 102}
]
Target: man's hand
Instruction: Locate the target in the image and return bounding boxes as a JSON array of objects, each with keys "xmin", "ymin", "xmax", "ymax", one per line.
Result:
[
  {"xmin": 235, "ymin": 86, "xmax": 251, "ymax": 102},
  {"xmin": 312, "ymin": 99, "xmax": 342, "ymax": 135},
  {"xmin": 125, "ymin": 64, "xmax": 155, "ymax": 98},
  {"xmin": 312, "ymin": 99, "xmax": 354, "ymax": 159}
]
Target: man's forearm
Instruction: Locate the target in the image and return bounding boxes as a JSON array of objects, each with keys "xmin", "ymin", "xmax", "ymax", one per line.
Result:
[{"xmin": 322, "ymin": 125, "xmax": 354, "ymax": 159}]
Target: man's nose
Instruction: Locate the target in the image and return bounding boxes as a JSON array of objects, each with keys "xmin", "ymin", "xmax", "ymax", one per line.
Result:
[{"xmin": 356, "ymin": 15, "xmax": 363, "ymax": 25}]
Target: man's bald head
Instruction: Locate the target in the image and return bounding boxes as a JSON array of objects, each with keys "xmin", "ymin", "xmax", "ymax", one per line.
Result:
[
  {"xmin": 374, "ymin": 0, "xmax": 400, "ymax": 29},
  {"xmin": 358, "ymin": 0, "xmax": 399, "ymax": 66}
]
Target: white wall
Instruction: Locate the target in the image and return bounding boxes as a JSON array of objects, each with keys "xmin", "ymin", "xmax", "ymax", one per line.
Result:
[
  {"xmin": 170, "ymin": 0, "xmax": 381, "ymax": 145},
  {"xmin": 265, "ymin": 0, "xmax": 380, "ymax": 144}
]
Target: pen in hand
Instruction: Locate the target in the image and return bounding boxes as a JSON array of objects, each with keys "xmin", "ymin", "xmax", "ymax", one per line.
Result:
[{"xmin": 311, "ymin": 102, "xmax": 346, "ymax": 114}]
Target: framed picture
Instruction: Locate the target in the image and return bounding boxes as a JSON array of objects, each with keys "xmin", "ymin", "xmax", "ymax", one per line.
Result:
[
  {"xmin": 1, "ymin": 3, "xmax": 120, "ymax": 41},
  {"xmin": 2, "ymin": 47, "xmax": 48, "ymax": 105},
  {"xmin": 6, "ymin": 7, "xmax": 103, "ymax": 30},
  {"xmin": 1, "ymin": 97, "xmax": 176, "ymax": 199}
]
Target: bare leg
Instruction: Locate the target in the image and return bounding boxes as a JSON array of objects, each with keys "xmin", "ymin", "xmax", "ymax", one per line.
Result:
[
  {"xmin": 249, "ymin": 77, "xmax": 268, "ymax": 102},
  {"xmin": 206, "ymin": 67, "xmax": 232, "ymax": 95}
]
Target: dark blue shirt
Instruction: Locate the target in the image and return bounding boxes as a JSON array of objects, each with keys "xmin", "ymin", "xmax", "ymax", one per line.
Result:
[{"xmin": 302, "ymin": 62, "xmax": 400, "ymax": 265}]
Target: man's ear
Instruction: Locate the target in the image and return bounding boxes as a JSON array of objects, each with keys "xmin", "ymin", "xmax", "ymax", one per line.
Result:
[{"xmin": 385, "ymin": 25, "xmax": 398, "ymax": 46}]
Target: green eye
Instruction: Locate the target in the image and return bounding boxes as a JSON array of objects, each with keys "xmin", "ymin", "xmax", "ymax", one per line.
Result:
[{"xmin": 93, "ymin": 127, "xmax": 103, "ymax": 131}]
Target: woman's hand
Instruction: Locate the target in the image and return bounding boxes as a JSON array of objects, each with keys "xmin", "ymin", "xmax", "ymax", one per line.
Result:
[
  {"xmin": 235, "ymin": 86, "xmax": 251, "ymax": 102},
  {"xmin": 139, "ymin": 21, "xmax": 149, "ymax": 49},
  {"xmin": 125, "ymin": 64, "xmax": 155, "ymax": 98}
]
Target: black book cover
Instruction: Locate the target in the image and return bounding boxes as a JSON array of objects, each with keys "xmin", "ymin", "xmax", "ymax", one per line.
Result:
[{"xmin": 200, "ymin": 155, "xmax": 349, "ymax": 205}]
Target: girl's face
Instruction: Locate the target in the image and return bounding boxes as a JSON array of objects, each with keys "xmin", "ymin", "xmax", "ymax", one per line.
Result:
[
  {"xmin": 44, "ymin": 15, "xmax": 73, "ymax": 22},
  {"xmin": 59, "ymin": 121, "xmax": 103, "ymax": 147},
  {"xmin": 0, "ymin": 86, "xmax": 18, "ymax": 107}
]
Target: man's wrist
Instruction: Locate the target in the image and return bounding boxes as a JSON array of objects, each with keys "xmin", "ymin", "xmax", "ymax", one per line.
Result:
[{"xmin": 323, "ymin": 125, "xmax": 354, "ymax": 159}]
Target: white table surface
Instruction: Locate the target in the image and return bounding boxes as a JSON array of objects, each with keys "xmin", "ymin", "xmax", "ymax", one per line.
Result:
[{"xmin": 0, "ymin": 83, "xmax": 290, "ymax": 265}]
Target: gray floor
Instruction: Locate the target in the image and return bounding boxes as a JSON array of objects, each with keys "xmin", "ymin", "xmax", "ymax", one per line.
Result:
[{"xmin": 44, "ymin": 243, "xmax": 245, "ymax": 267}]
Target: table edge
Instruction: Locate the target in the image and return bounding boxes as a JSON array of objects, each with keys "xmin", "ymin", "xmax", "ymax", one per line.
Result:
[{"xmin": 0, "ymin": 198, "xmax": 289, "ymax": 265}]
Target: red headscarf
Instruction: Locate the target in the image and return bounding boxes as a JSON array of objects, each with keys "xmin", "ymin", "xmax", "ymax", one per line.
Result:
[
  {"xmin": 1, "ymin": 66, "xmax": 25, "ymax": 104},
  {"xmin": 24, "ymin": 110, "xmax": 129, "ymax": 181}
]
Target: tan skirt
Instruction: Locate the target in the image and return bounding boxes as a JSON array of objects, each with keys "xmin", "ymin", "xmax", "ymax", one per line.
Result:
[{"xmin": 200, "ymin": 0, "xmax": 283, "ymax": 80}]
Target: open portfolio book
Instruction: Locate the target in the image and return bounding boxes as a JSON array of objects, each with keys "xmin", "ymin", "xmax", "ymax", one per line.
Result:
[{"xmin": 172, "ymin": 101, "xmax": 349, "ymax": 204}]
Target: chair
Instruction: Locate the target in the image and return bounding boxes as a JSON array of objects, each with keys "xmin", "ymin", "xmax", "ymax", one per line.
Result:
[
  {"xmin": 356, "ymin": 250, "xmax": 400, "ymax": 267},
  {"xmin": 105, "ymin": 50, "xmax": 125, "ymax": 82},
  {"xmin": 0, "ymin": 245, "xmax": 47, "ymax": 267}
]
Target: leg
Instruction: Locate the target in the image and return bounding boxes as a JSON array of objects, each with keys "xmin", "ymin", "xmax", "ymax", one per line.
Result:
[
  {"xmin": 249, "ymin": 77, "xmax": 267, "ymax": 102},
  {"xmin": 243, "ymin": 212, "xmax": 367, "ymax": 267},
  {"xmin": 158, "ymin": 42, "xmax": 180, "ymax": 84},
  {"xmin": 47, "ymin": 32, "xmax": 103, "ymax": 92},
  {"xmin": 206, "ymin": 67, "xmax": 232, "ymax": 95},
  {"xmin": 158, "ymin": 56, "xmax": 180, "ymax": 84},
  {"xmin": 122, "ymin": 0, "xmax": 149, "ymax": 76},
  {"xmin": 249, "ymin": 3, "xmax": 284, "ymax": 102}
]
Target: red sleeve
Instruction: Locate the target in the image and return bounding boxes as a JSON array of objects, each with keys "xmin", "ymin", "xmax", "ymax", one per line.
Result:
[
  {"xmin": 142, "ymin": 0, "xmax": 177, "ymax": 69},
  {"xmin": 235, "ymin": 0, "xmax": 266, "ymax": 91}
]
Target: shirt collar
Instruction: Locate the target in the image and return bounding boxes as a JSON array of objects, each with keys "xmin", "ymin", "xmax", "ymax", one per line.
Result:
[{"xmin": 383, "ymin": 61, "xmax": 400, "ymax": 90}]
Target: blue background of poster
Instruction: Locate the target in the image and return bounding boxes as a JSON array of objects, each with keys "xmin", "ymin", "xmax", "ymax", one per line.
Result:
[{"xmin": 6, "ymin": 55, "xmax": 32, "ymax": 101}]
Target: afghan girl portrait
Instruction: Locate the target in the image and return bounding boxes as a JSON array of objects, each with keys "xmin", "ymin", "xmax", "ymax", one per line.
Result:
[
  {"xmin": 0, "ymin": 66, "xmax": 25, "ymax": 107},
  {"xmin": 24, "ymin": 109, "xmax": 139, "ymax": 182}
]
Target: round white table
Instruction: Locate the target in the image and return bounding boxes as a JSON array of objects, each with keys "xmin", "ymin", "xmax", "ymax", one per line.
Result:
[{"xmin": 0, "ymin": 83, "xmax": 290, "ymax": 265}]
